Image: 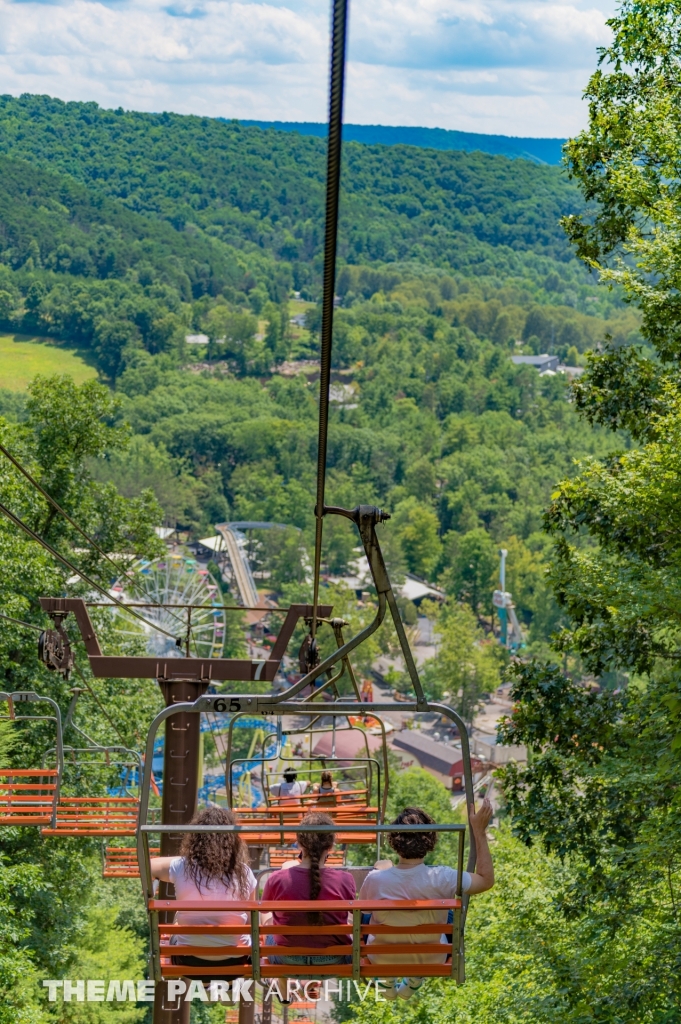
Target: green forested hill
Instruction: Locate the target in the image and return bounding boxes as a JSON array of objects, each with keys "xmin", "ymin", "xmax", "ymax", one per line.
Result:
[
  {"xmin": 0, "ymin": 93, "xmax": 581, "ymax": 279},
  {"xmin": 0, "ymin": 154, "xmax": 242, "ymax": 294},
  {"xmin": 0, "ymin": 94, "xmax": 628, "ymax": 383}
]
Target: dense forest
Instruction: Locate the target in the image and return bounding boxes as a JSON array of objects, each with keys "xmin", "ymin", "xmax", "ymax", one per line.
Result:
[
  {"xmin": 0, "ymin": 2, "xmax": 679, "ymax": 1016},
  {"xmin": 0, "ymin": 93, "xmax": 632, "ymax": 381}
]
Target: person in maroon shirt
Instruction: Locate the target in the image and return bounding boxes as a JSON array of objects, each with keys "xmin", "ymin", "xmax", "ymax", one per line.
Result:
[{"xmin": 262, "ymin": 811, "xmax": 354, "ymax": 965}]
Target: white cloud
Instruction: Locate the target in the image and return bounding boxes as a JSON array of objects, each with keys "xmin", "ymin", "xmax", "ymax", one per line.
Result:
[{"xmin": 0, "ymin": 0, "xmax": 616, "ymax": 135}]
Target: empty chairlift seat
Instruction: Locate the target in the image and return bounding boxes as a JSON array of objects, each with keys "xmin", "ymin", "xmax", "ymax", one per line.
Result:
[
  {"xmin": 42, "ymin": 745, "xmax": 142, "ymax": 837},
  {"xmin": 43, "ymin": 795, "xmax": 140, "ymax": 836},
  {"xmin": 0, "ymin": 768, "xmax": 60, "ymax": 826},
  {"xmin": 0, "ymin": 691, "xmax": 63, "ymax": 828},
  {"xmin": 103, "ymin": 843, "xmax": 159, "ymax": 878}
]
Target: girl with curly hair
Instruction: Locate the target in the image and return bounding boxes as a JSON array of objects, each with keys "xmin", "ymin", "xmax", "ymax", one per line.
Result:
[{"xmin": 150, "ymin": 806, "xmax": 256, "ymax": 967}]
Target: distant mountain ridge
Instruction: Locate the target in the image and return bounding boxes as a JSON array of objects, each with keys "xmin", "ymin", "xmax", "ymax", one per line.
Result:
[{"xmin": 237, "ymin": 120, "xmax": 566, "ymax": 165}]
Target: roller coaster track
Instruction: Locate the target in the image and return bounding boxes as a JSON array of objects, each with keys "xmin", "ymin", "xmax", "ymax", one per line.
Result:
[{"xmin": 214, "ymin": 522, "xmax": 294, "ymax": 608}]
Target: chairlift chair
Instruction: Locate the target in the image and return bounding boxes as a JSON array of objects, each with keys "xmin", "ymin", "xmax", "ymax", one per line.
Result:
[
  {"xmin": 103, "ymin": 843, "xmax": 160, "ymax": 878},
  {"xmin": 227, "ymin": 713, "xmax": 388, "ymax": 857},
  {"xmin": 137, "ymin": 692, "xmax": 476, "ymax": 986},
  {"xmin": 229, "ymin": 712, "xmax": 388, "ymax": 815},
  {"xmin": 42, "ymin": 744, "xmax": 143, "ymax": 837},
  {"xmin": 0, "ymin": 691, "xmax": 63, "ymax": 827}
]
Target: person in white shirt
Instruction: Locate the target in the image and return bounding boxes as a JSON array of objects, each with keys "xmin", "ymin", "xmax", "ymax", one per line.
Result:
[
  {"xmin": 359, "ymin": 800, "xmax": 494, "ymax": 1001},
  {"xmin": 276, "ymin": 768, "xmax": 304, "ymax": 803},
  {"xmin": 150, "ymin": 806, "xmax": 256, "ymax": 973}
]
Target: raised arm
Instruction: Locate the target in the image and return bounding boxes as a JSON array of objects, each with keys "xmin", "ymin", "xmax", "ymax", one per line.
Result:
[
  {"xmin": 150, "ymin": 857, "xmax": 175, "ymax": 883},
  {"xmin": 465, "ymin": 797, "xmax": 495, "ymax": 895}
]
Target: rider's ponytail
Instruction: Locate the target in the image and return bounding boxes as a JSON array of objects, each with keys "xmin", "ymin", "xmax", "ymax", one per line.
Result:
[{"xmin": 296, "ymin": 811, "xmax": 335, "ymax": 924}]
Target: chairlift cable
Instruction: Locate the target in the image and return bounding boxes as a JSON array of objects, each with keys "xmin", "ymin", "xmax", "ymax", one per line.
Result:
[
  {"xmin": 311, "ymin": 0, "xmax": 349, "ymax": 641},
  {"xmin": 0, "ymin": 610, "xmax": 46, "ymax": 633},
  {"xmin": 0, "ymin": 442, "xmax": 139, "ymax": 584},
  {"xmin": 0, "ymin": 500, "xmax": 180, "ymax": 643},
  {"xmin": 0, "ymin": 442, "xmax": 187, "ymax": 631},
  {"xmin": 72, "ymin": 663, "xmax": 129, "ymax": 748},
  {"xmin": 0, "ymin": 606, "xmax": 89, "ymax": 655}
]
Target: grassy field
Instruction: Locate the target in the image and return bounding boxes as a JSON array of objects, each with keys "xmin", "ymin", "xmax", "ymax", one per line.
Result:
[{"xmin": 0, "ymin": 334, "xmax": 97, "ymax": 390}]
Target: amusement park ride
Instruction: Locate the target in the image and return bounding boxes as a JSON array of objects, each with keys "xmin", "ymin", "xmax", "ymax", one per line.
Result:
[
  {"xmin": 0, "ymin": 2, "xmax": 482, "ymax": 1022},
  {"xmin": 493, "ymin": 549, "xmax": 524, "ymax": 652}
]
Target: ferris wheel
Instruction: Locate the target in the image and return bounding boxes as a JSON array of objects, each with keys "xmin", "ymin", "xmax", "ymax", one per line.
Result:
[{"xmin": 110, "ymin": 555, "xmax": 226, "ymax": 659}]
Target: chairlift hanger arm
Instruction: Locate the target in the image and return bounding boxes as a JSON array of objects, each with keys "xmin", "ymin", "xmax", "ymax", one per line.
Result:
[
  {"xmin": 267, "ymin": 591, "xmax": 386, "ymax": 702},
  {"xmin": 226, "ymin": 710, "xmax": 286, "ymax": 806},
  {"xmin": 330, "ymin": 617, "xmax": 361, "ymax": 700},
  {"xmin": 271, "ymin": 504, "xmax": 427, "ymax": 707},
  {"xmin": 289, "ymin": 620, "xmax": 352, "ymax": 703},
  {"xmin": 326, "ymin": 505, "xmax": 428, "ymax": 706}
]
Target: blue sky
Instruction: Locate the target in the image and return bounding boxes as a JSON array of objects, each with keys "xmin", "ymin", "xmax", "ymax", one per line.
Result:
[{"xmin": 0, "ymin": 0, "xmax": 617, "ymax": 137}]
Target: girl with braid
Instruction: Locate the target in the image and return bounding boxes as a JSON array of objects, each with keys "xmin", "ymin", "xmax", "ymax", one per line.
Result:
[{"xmin": 263, "ymin": 811, "xmax": 354, "ymax": 965}]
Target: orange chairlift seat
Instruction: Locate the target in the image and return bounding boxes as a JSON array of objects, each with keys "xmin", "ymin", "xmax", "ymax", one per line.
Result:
[
  {"xmin": 266, "ymin": 846, "xmax": 345, "ymax": 869},
  {"xmin": 243, "ymin": 714, "xmax": 389, "ymax": 849},
  {"xmin": 228, "ymin": 809, "xmax": 380, "ymax": 849},
  {"xmin": 258, "ymin": 717, "xmax": 385, "ymax": 814},
  {"xmin": 233, "ymin": 802, "xmax": 380, "ymax": 830},
  {"xmin": 103, "ymin": 843, "xmax": 160, "ymax": 878},
  {"xmin": 42, "ymin": 745, "xmax": 142, "ymax": 837},
  {"xmin": 151, "ymin": 896, "xmax": 464, "ymax": 981},
  {"xmin": 268, "ymin": 787, "xmax": 370, "ymax": 807},
  {"xmin": 0, "ymin": 691, "xmax": 63, "ymax": 827},
  {"xmin": 139, "ymin": 808, "xmax": 467, "ymax": 984}
]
